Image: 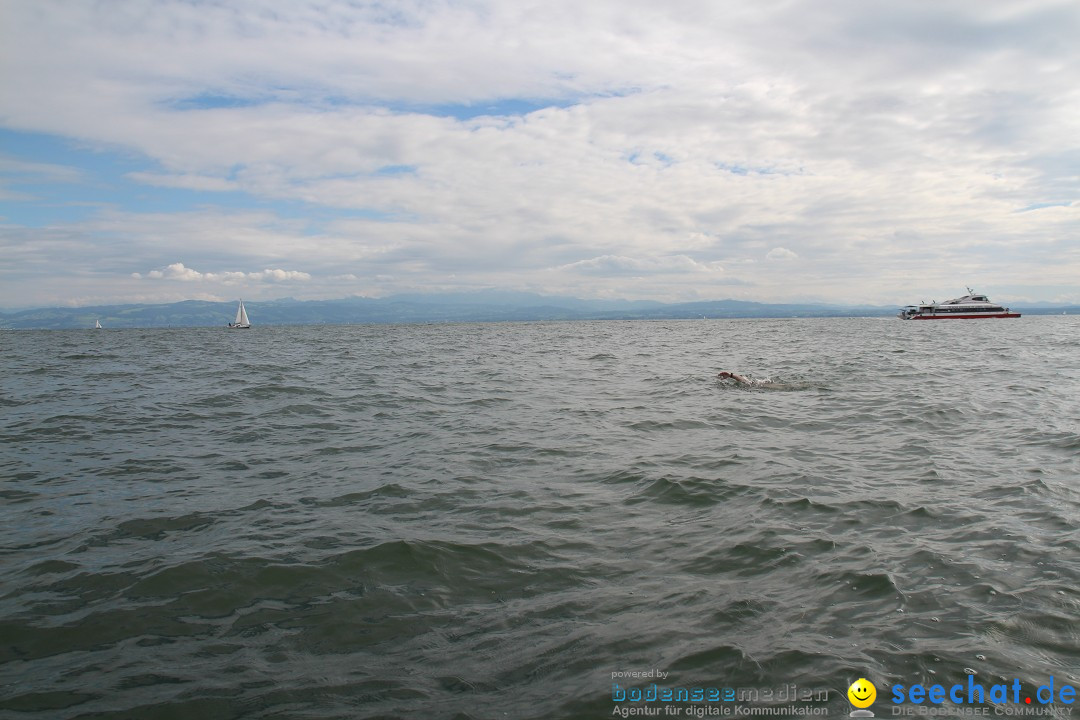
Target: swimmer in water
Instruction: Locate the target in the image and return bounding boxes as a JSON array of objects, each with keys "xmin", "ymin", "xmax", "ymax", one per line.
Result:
[{"xmin": 717, "ymin": 370, "xmax": 782, "ymax": 388}]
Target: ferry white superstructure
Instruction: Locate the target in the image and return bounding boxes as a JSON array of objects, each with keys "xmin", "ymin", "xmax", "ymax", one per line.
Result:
[{"xmin": 898, "ymin": 289, "xmax": 1020, "ymax": 320}]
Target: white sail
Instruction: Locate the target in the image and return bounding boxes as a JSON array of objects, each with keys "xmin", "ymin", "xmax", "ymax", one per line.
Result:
[
  {"xmin": 94, "ymin": 319, "xmax": 102, "ymax": 329},
  {"xmin": 230, "ymin": 300, "xmax": 251, "ymax": 328}
]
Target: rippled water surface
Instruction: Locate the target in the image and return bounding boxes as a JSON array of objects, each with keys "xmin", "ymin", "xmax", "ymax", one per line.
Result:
[{"xmin": 2, "ymin": 318, "xmax": 1078, "ymax": 719}]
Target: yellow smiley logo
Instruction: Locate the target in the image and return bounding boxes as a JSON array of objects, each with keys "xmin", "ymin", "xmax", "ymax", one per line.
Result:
[{"xmin": 847, "ymin": 678, "xmax": 876, "ymax": 708}]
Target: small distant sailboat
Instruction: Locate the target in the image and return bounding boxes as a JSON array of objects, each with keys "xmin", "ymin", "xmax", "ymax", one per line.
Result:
[
  {"xmin": 228, "ymin": 300, "xmax": 251, "ymax": 329},
  {"xmin": 94, "ymin": 319, "xmax": 102, "ymax": 329}
]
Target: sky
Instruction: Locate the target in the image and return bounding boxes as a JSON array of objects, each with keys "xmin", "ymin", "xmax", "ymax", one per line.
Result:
[{"xmin": 1, "ymin": 0, "xmax": 1078, "ymax": 309}]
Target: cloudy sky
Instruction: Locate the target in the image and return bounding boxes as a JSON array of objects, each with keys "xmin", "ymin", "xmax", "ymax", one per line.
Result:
[{"xmin": 1, "ymin": 0, "xmax": 1078, "ymax": 309}]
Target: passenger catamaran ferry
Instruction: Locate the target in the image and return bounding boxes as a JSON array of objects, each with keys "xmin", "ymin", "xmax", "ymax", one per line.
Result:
[{"xmin": 898, "ymin": 289, "xmax": 1020, "ymax": 320}]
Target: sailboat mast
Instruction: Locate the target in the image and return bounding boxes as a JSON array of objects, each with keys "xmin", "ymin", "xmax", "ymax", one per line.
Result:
[{"xmin": 229, "ymin": 299, "xmax": 251, "ymax": 328}]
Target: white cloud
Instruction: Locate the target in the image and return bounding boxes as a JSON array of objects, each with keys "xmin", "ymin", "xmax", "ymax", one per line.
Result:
[
  {"xmin": 134, "ymin": 262, "xmax": 310, "ymax": 283},
  {"xmin": 558, "ymin": 255, "xmax": 724, "ymax": 276},
  {"xmin": 125, "ymin": 173, "xmax": 241, "ymax": 193},
  {"xmin": 0, "ymin": 157, "xmax": 84, "ymax": 184},
  {"xmin": 1, "ymin": 0, "xmax": 1079, "ymax": 307},
  {"xmin": 766, "ymin": 247, "xmax": 799, "ymax": 261},
  {"xmin": 0, "ymin": 156, "xmax": 85, "ymax": 202}
]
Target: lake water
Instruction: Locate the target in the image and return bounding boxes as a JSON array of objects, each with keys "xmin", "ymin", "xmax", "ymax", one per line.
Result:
[{"xmin": 2, "ymin": 317, "xmax": 1078, "ymax": 719}]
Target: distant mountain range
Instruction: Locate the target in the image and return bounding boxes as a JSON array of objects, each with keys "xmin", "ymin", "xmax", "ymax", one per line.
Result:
[{"xmin": 2, "ymin": 291, "xmax": 1076, "ymax": 329}]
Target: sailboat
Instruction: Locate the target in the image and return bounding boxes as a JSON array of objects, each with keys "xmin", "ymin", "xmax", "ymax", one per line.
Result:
[
  {"xmin": 94, "ymin": 319, "xmax": 102, "ymax": 329},
  {"xmin": 228, "ymin": 300, "xmax": 251, "ymax": 329}
]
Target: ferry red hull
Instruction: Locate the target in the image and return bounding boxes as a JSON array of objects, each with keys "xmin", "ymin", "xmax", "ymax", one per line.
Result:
[{"xmin": 910, "ymin": 313, "xmax": 1021, "ymax": 319}]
